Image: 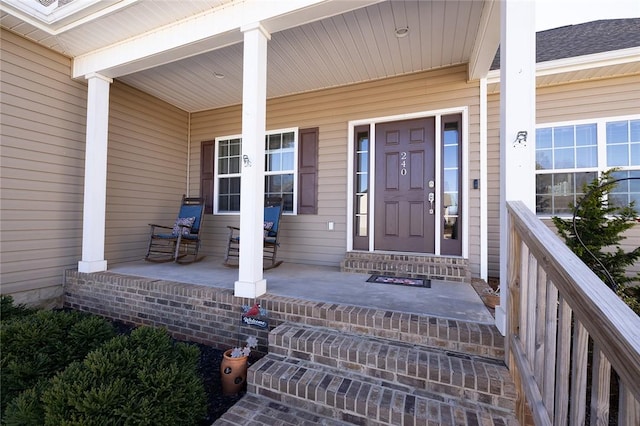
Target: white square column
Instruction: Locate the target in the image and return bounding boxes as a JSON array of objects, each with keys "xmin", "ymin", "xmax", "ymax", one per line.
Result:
[
  {"xmin": 78, "ymin": 73, "xmax": 113, "ymax": 273},
  {"xmin": 497, "ymin": 0, "xmax": 536, "ymax": 334},
  {"xmin": 234, "ymin": 23, "xmax": 271, "ymax": 298}
]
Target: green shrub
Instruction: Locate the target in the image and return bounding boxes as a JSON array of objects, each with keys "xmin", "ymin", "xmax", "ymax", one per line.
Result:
[
  {"xmin": 39, "ymin": 326, "xmax": 207, "ymax": 426},
  {"xmin": 552, "ymin": 169, "xmax": 640, "ymax": 314},
  {"xmin": 0, "ymin": 309, "xmax": 116, "ymax": 414},
  {"xmin": 0, "ymin": 295, "xmax": 37, "ymax": 322}
]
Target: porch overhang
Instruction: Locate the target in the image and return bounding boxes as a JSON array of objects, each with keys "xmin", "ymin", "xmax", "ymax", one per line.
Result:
[{"xmin": 71, "ymin": 0, "xmax": 385, "ymax": 79}]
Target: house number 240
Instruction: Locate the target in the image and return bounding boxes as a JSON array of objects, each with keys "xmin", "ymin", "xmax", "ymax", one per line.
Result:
[{"xmin": 400, "ymin": 152, "xmax": 408, "ymax": 176}]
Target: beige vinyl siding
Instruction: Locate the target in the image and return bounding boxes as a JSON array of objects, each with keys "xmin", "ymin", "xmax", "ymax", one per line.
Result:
[
  {"xmin": 1, "ymin": 29, "xmax": 87, "ymax": 306},
  {"xmin": 190, "ymin": 64, "xmax": 483, "ymax": 272},
  {"xmin": 105, "ymin": 81, "xmax": 189, "ymax": 264},
  {"xmin": 0, "ymin": 30, "xmax": 190, "ymax": 306},
  {"xmin": 486, "ymin": 92, "xmax": 501, "ymax": 278},
  {"xmin": 486, "ymin": 73, "xmax": 640, "ymax": 279}
]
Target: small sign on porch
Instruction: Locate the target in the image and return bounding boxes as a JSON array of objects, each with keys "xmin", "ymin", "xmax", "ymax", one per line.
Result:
[{"xmin": 241, "ymin": 303, "xmax": 268, "ymax": 329}]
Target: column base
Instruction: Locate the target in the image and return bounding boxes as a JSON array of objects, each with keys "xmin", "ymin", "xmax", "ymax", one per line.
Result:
[
  {"xmin": 78, "ymin": 260, "xmax": 107, "ymax": 273},
  {"xmin": 234, "ymin": 279, "xmax": 267, "ymax": 299}
]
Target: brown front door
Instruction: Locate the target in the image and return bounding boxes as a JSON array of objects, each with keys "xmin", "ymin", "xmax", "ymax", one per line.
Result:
[{"xmin": 374, "ymin": 117, "xmax": 435, "ymax": 253}]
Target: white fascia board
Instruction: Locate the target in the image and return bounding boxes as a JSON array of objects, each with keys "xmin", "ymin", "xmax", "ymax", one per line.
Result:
[
  {"xmin": 1, "ymin": 0, "xmax": 137, "ymax": 33},
  {"xmin": 468, "ymin": 0, "xmax": 500, "ymax": 80},
  {"xmin": 486, "ymin": 46, "xmax": 640, "ymax": 85},
  {"xmin": 73, "ymin": 0, "xmax": 383, "ymax": 79}
]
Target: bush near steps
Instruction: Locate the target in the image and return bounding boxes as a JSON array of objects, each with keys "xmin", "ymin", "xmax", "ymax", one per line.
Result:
[{"xmin": 1, "ymin": 296, "xmax": 207, "ymax": 425}]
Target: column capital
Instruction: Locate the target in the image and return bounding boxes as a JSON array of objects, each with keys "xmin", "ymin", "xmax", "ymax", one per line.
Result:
[
  {"xmin": 85, "ymin": 73, "xmax": 113, "ymax": 84},
  {"xmin": 241, "ymin": 22, "xmax": 271, "ymax": 40}
]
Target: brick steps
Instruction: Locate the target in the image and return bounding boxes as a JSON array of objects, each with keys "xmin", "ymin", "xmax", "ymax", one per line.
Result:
[
  {"xmin": 307, "ymin": 307, "xmax": 506, "ymax": 360},
  {"xmin": 215, "ymin": 323, "xmax": 518, "ymax": 425},
  {"xmin": 340, "ymin": 252, "xmax": 470, "ymax": 283},
  {"xmin": 246, "ymin": 353, "xmax": 516, "ymax": 425},
  {"xmin": 268, "ymin": 323, "xmax": 517, "ymax": 413},
  {"xmin": 213, "ymin": 394, "xmax": 351, "ymax": 426}
]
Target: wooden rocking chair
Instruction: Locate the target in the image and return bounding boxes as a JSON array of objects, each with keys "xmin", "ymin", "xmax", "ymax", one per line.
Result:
[
  {"xmin": 145, "ymin": 195, "xmax": 205, "ymax": 263},
  {"xmin": 224, "ymin": 197, "xmax": 284, "ymax": 269}
]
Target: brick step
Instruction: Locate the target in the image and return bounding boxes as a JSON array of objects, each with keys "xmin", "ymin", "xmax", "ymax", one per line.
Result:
[
  {"xmin": 269, "ymin": 323, "xmax": 517, "ymax": 414},
  {"xmin": 307, "ymin": 304, "xmax": 505, "ymax": 360},
  {"xmin": 213, "ymin": 393, "xmax": 350, "ymax": 426},
  {"xmin": 340, "ymin": 252, "xmax": 470, "ymax": 282},
  {"xmin": 246, "ymin": 353, "xmax": 518, "ymax": 426}
]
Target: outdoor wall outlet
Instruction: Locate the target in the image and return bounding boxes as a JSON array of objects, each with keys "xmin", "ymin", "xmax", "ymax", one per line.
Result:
[{"xmin": 328, "ymin": 221, "xmax": 334, "ymax": 230}]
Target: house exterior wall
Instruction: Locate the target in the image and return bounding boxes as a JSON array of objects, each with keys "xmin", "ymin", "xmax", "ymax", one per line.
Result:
[
  {"xmin": 487, "ymin": 73, "xmax": 640, "ymax": 278},
  {"xmin": 104, "ymin": 81, "xmax": 189, "ymax": 264},
  {"xmin": 0, "ymin": 30, "xmax": 189, "ymax": 306},
  {"xmin": 190, "ymin": 64, "xmax": 483, "ymax": 274},
  {"xmin": 1, "ymin": 29, "xmax": 87, "ymax": 307}
]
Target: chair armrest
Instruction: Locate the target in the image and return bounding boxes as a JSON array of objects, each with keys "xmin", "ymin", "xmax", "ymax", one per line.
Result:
[
  {"xmin": 227, "ymin": 226, "xmax": 240, "ymax": 231},
  {"xmin": 148, "ymin": 224, "xmax": 173, "ymax": 236},
  {"xmin": 149, "ymin": 223, "xmax": 173, "ymax": 229}
]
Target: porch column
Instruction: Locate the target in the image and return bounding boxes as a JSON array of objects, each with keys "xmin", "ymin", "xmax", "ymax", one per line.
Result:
[
  {"xmin": 497, "ymin": 0, "xmax": 536, "ymax": 334},
  {"xmin": 78, "ymin": 73, "xmax": 113, "ymax": 273},
  {"xmin": 235, "ymin": 22, "xmax": 270, "ymax": 298}
]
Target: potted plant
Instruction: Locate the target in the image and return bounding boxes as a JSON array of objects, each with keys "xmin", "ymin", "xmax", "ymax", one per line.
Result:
[
  {"xmin": 482, "ymin": 287, "xmax": 500, "ymax": 309},
  {"xmin": 220, "ymin": 336, "xmax": 258, "ymax": 395}
]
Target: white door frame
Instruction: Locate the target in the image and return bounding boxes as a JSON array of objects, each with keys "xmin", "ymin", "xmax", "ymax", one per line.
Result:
[{"xmin": 347, "ymin": 106, "xmax": 469, "ymax": 259}]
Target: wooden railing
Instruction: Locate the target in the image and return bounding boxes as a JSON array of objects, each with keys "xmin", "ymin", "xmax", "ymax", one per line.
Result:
[{"xmin": 506, "ymin": 201, "xmax": 640, "ymax": 425}]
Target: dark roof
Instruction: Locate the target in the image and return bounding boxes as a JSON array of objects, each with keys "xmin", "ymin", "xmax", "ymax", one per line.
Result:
[{"xmin": 490, "ymin": 18, "xmax": 640, "ymax": 70}]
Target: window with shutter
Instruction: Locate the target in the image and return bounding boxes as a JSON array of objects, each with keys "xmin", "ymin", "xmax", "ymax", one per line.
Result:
[{"xmin": 199, "ymin": 127, "xmax": 318, "ymax": 215}]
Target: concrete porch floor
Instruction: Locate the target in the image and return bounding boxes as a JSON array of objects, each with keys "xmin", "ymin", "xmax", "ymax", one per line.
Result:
[{"xmin": 109, "ymin": 257, "xmax": 495, "ymax": 324}]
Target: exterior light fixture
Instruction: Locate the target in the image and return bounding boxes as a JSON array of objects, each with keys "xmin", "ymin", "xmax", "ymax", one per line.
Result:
[
  {"xmin": 213, "ymin": 72, "xmax": 225, "ymax": 79},
  {"xmin": 395, "ymin": 27, "xmax": 409, "ymax": 38}
]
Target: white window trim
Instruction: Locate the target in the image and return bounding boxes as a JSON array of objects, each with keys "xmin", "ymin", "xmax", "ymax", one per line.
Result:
[
  {"xmin": 535, "ymin": 114, "xmax": 640, "ymax": 218},
  {"xmin": 214, "ymin": 128, "xmax": 299, "ymax": 215}
]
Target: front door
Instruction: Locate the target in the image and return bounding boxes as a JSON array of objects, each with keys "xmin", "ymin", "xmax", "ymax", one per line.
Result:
[{"xmin": 374, "ymin": 117, "xmax": 435, "ymax": 253}]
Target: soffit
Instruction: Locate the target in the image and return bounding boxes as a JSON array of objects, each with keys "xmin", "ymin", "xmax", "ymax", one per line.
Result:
[{"xmin": 1, "ymin": 0, "xmax": 490, "ymax": 112}]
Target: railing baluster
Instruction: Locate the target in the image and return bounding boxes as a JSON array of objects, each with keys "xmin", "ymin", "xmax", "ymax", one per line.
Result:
[
  {"xmin": 519, "ymin": 241, "xmax": 530, "ymax": 356},
  {"xmin": 555, "ymin": 297, "xmax": 571, "ymax": 426},
  {"xmin": 543, "ymin": 280, "xmax": 558, "ymax": 417},
  {"xmin": 570, "ymin": 321, "xmax": 588, "ymax": 424},
  {"xmin": 525, "ymin": 253, "xmax": 537, "ymax": 374},
  {"xmin": 619, "ymin": 382, "xmax": 640, "ymax": 426},
  {"xmin": 534, "ymin": 262, "xmax": 546, "ymax": 385},
  {"xmin": 589, "ymin": 344, "xmax": 610, "ymax": 425}
]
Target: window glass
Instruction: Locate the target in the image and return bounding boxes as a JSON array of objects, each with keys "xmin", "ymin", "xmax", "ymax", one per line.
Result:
[
  {"xmin": 354, "ymin": 131, "xmax": 369, "ymax": 238},
  {"xmin": 215, "ymin": 130, "xmax": 297, "ymax": 213},
  {"xmin": 443, "ymin": 123, "xmax": 459, "ymax": 240},
  {"xmin": 607, "ymin": 121, "xmax": 628, "ymax": 144},
  {"xmin": 610, "ymin": 170, "xmax": 640, "ymax": 209},
  {"xmin": 535, "ymin": 116, "xmax": 639, "ymax": 216}
]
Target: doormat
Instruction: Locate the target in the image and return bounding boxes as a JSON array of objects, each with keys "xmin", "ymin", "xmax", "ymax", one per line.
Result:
[{"xmin": 366, "ymin": 275, "xmax": 431, "ymax": 288}]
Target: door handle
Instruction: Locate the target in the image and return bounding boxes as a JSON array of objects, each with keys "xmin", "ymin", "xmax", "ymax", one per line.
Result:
[{"xmin": 428, "ymin": 192, "xmax": 434, "ymax": 214}]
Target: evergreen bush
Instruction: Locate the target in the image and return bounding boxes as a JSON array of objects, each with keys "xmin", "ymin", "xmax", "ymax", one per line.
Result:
[
  {"xmin": 552, "ymin": 169, "xmax": 640, "ymax": 314},
  {"xmin": 0, "ymin": 295, "xmax": 37, "ymax": 321},
  {"xmin": 37, "ymin": 326, "xmax": 207, "ymax": 425},
  {"xmin": 1, "ymin": 305, "xmax": 117, "ymax": 417}
]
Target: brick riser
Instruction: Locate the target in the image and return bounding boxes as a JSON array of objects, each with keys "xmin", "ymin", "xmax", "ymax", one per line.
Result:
[
  {"xmin": 267, "ymin": 323, "xmax": 516, "ymax": 414},
  {"xmin": 230, "ymin": 322, "xmax": 517, "ymax": 425},
  {"xmin": 340, "ymin": 252, "xmax": 470, "ymax": 282},
  {"xmin": 248, "ymin": 354, "xmax": 516, "ymax": 426}
]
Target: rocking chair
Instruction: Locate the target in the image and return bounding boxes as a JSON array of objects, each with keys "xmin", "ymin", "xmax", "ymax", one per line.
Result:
[
  {"xmin": 224, "ymin": 196, "xmax": 284, "ymax": 269},
  {"xmin": 145, "ymin": 195, "xmax": 205, "ymax": 263}
]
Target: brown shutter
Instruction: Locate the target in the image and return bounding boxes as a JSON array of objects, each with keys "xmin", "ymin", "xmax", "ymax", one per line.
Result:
[
  {"xmin": 298, "ymin": 127, "xmax": 319, "ymax": 214},
  {"xmin": 200, "ymin": 140, "xmax": 215, "ymax": 214}
]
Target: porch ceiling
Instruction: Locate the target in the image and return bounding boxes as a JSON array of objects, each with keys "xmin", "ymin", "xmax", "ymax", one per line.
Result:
[{"xmin": 0, "ymin": 0, "xmax": 494, "ymax": 112}]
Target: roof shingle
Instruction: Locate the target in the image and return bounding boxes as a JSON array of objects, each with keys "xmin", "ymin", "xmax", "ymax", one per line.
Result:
[{"xmin": 491, "ymin": 18, "xmax": 640, "ymax": 70}]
